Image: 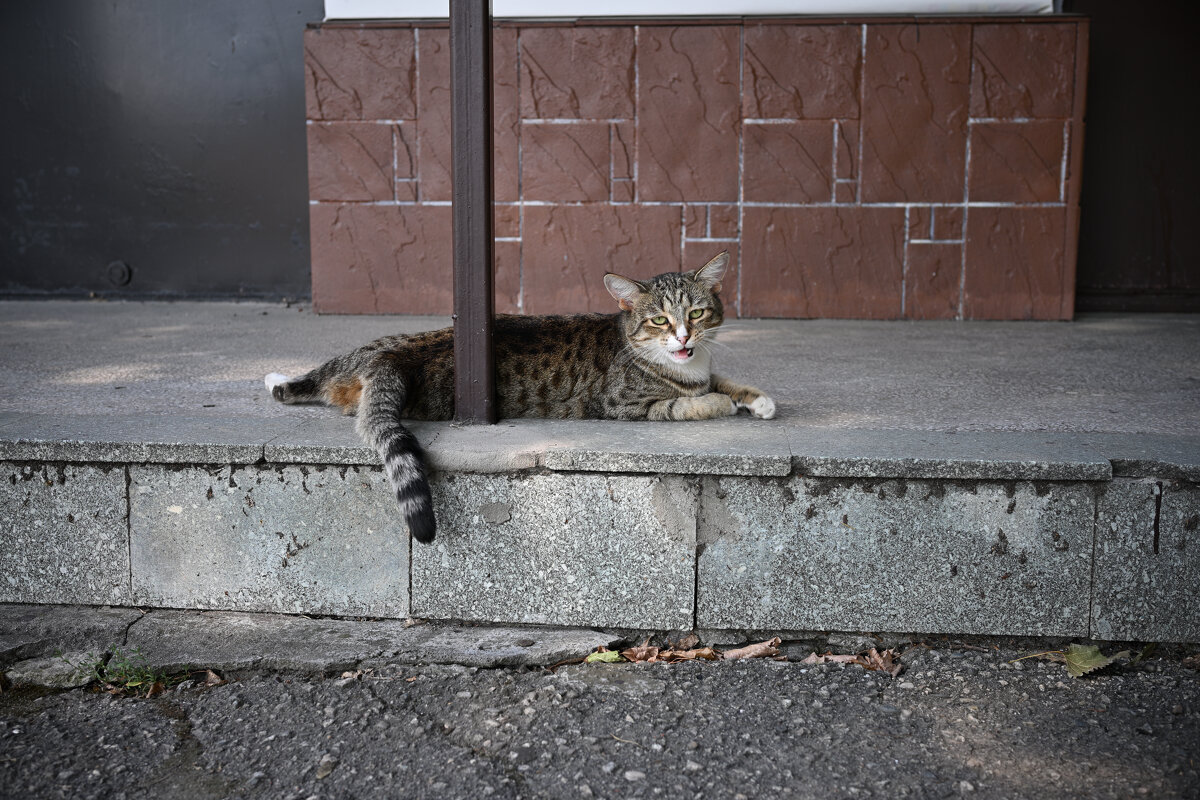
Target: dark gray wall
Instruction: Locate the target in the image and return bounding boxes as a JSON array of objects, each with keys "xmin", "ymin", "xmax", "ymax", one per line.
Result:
[
  {"xmin": 0, "ymin": 0, "xmax": 321, "ymax": 298},
  {"xmin": 1067, "ymin": 0, "xmax": 1200, "ymax": 311}
]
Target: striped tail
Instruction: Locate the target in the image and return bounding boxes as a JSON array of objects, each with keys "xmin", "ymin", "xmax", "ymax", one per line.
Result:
[{"xmin": 357, "ymin": 372, "xmax": 436, "ymax": 543}]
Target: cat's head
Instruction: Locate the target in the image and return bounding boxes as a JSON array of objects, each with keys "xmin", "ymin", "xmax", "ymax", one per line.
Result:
[{"xmin": 603, "ymin": 252, "xmax": 728, "ymax": 373}]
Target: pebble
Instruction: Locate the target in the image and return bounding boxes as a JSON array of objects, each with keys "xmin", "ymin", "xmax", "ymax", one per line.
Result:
[
  {"xmin": 685, "ymin": 761, "xmax": 702, "ymax": 772},
  {"xmin": 959, "ymin": 780, "xmax": 975, "ymax": 792},
  {"xmin": 624, "ymin": 770, "xmax": 646, "ymax": 782},
  {"xmin": 899, "ymin": 682, "xmax": 915, "ymax": 690}
]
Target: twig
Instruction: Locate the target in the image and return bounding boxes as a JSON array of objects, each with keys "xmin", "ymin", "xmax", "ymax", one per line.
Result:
[{"xmin": 1008, "ymin": 650, "xmax": 1064, "ymax": 664}]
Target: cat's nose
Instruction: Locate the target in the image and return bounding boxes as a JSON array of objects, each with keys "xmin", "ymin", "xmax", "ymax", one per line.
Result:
[{"xmin": 677, "ymin": 333, "xmax": 689, "ymax": 345}]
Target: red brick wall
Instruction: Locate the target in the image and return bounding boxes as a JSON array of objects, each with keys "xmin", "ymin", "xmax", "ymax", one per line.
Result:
[{"xmin": 305, "ymin": 17, "xmax": 1087, "ymax": 319}]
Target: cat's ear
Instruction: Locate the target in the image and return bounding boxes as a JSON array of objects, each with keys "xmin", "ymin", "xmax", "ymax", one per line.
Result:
[
  {"xmin": 604, "ymin": 273, "xmax": 647, "ymax": 311},
  {"xmin": 691, "ymin": 251, "xmax": 729, "ymax": 294}
]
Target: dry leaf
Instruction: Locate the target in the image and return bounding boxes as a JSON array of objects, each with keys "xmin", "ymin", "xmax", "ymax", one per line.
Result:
[
  {"xmin": 800, "ymin": 648, "xmax": 903, "ymax": 676},
  {"xmin": 1182, "ymin": 654, "xmax": 1200, "ymax": 671},
  {"xmin": 621, "ymin": 639, "xmax": 660, "ymax": 663},
  {"xmin": 204, "ymin": 669, "xmax": 226, "ymax": 687},
  {"xmin": 146, "ymin": 681, "xmax": 166, "ymax": 698},
  {"xmin": 671, "ymin": 633, "xmax": 700, "ymax": 650},
  {"xmin": 800, "ymin": 652, "xmax": 859, "ymax": 666},
  {"xmin": 863, "ymin": 648, "xmax": 903, "ymax": 677},
  {"xmin": 661, "ymin": 647, "xmax": 719, "ymax": 663},
  {"xmin": 722, "ymin": 637, "xmax": 782, "ymax": 660}
]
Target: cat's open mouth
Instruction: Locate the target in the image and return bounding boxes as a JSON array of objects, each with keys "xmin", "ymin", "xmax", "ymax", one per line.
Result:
[{"xmin": 670, "ymin": 348, "xmax": 694, "ymax": 362}]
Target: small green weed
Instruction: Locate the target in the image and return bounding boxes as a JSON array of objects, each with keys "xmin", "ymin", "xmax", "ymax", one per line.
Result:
[{"xmin": 59, "ymin": 646, "xmax": 174, "ymax": 697}]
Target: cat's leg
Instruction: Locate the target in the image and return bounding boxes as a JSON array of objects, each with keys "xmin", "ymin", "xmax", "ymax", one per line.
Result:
[
  {"xmin": 267, "ymin": 356, "xmax": 359, "ymax": 413},
  {"xmin": 266, "ymin": 371, "xmax": 323, "ymax": 404},
  {"xmin": 711, "ymin": 375, "xmax": 776, "ymax": 419},
  {"xmin": 646, "ymin": 393, "xmax": 738, "ymax": 421}
]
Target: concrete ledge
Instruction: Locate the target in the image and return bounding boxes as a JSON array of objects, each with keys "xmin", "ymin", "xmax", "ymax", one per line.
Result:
[
  {"xmin": 789, "ymin": 429, "xmax": 1113, "ymax": 481},
  {"xmin": 6, "ymin": 412, "xmax": 1197, "ymax": 481},
  {"xmin": 0, "ymin": 414, "xmax": 299, "ymax": 465},
  {"xmin": 4, "ymin": 451, "xmax": 1197, "ymax": 639}
]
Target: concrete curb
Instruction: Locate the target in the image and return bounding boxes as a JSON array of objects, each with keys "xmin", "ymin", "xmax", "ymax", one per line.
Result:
[
  {"xmin": 0, "ymin": 605, "xmax": 619, "ymax": 683},
  {"xmin": 3, "ymin": 412, "xmax": 1198, "ymax": 479},
  {"xmin": 2, "ymin": 430, "xmax": 1198, "ymax": 640}
]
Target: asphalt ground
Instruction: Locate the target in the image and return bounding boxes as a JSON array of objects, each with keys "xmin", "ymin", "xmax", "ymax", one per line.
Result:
[{"xmin": 2, "ymin": 640, "xmax": 1198, "ymax": 800}]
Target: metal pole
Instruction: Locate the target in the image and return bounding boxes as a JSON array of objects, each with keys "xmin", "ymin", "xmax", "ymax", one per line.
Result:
[{"xmin": 450, "ymin": 0, "xmax": 496, "ymax": 423}]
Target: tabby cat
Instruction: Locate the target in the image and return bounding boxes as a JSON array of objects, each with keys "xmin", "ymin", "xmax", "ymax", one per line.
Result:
[{"xmin": 265, "ymin": 252, "xmax": 775, "ymax": 543}]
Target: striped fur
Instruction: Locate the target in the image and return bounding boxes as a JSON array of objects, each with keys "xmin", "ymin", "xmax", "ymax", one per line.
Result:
[{"xmin": 266, "ymin": 252, "xmax": 775, "ymax": 542}]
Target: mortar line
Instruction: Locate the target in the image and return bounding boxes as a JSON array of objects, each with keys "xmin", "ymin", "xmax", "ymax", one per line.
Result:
[
  {"xmin": 856, "ymin": 24, "xmax": 866, "ymax": 205},
  {"xmin": 633, "ymin": 25, "xmax": 640, "ymax": 204},
  {"xmin": 831, "ymin": 120, "xmax": 839, "ymax": 204},
  {"xmin": 414, "ymin": 27, "xmax": 423, "ymax": 203},
  {"xmin": 516, "ymin": 27, "xmax": 525, "ymax": 313},
  {"xmin": 1059, "ymin": 120, "xmax": 1070, "ymax": 204},
  {"xmin": 737, "ymin": 23, "xmax": 745, "ymax": 318},
  {"xmin": 959, "ymin": 24, "xmax": 975, "ymax": 321}
]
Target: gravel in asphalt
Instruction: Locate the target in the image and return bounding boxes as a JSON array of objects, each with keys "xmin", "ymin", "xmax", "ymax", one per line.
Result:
[{"xmin": 2, "ymin": 643, "xmax": 1198, "ymax": 799}]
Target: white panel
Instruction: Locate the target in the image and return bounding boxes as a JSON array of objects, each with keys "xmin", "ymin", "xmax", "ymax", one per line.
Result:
[{"xmin": 325, "ymin": 0, "xmax": 1053, "ymax": 20}]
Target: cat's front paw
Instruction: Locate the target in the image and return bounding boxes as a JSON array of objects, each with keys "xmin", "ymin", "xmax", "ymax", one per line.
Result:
[{"xmin": 749, "ymin": 395, "xmax": 776, "ymax": 419}]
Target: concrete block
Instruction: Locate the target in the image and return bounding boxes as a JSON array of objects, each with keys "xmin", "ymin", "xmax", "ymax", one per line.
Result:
[
  {"xmin": 4, "ymin": 652, "xmax": 96, "ymax": 688},
  {"xmin": 0, "ymin": 604, "xmax": 143, "ymax": 668},
  {"xmin": 541, "ymin": 419, "xmax": 792, "ymax": 477},
  {"xmin": 129, "ymin": 464, "xmax": 408, "ymax": 617},
  {"xmin": 697, "ymin": 476, "xmax": 1094, "ymax": 636},
  {"xmin": 0, "ymin": 463, "xmax": 130, "ymax": 605},
  {"xmin": 263, "ymin": 416, "xmax": 392, "ymax": 466},
  {"xmin": 788, "ymin": 428, "xmax": 1112, "ymax": 481},
  {"xmin": 1092, "ymin": 478, "xmax": 1200, "ymax": 642},
  {"xmin": 264, "ymin": 417, "xmax": 546, "ymax": 472},
  {"xmin": 1081, "ymin": 433, "xmax": 1200, "ymax": 482},
  {"xmin": 127, "ymin": 609, "xmax": 412, "ymax": 673},
  {"xmin": 124, "ymin": 610, "xmax": 618, "ymax": 673},
  {"xmin": 413, "ymin": 473, "xmax": 697, "ymax": 629},
  {"xmin": 0, "ymin": 413, "xmax": 296, "ymax": 464}
]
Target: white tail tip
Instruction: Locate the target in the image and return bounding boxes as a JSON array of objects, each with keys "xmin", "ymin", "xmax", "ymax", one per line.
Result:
[{"xmin": 265, "ymin": 373, "xmax": 291, "ymax": 392}]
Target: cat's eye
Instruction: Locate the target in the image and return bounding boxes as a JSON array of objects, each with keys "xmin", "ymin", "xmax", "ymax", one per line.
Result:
[
  {"xmin": 688, "ymin": 308, "xmax": 705, "ymax": 319},
  {"xmin": 651, "ymin": 315, "xmax": 669, "ymax": 325}
]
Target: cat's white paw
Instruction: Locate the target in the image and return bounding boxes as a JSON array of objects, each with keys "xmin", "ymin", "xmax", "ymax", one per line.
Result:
[
  {"xmin": 750, "ymin": 395, "xmax": 776, "ymax": 419},
  {"xmin": 265, "ymin": 372, "xmax": 291, "ymax": 393}
]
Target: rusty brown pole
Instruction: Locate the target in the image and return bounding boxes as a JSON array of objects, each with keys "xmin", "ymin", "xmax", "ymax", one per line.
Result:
[{"xmin": 450, "ymin": 0, "xmax": 496, "ymax": 423}]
